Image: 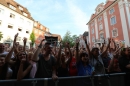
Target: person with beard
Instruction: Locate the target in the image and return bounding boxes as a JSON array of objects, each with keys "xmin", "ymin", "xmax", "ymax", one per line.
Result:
[{"xmin": 32, "ymin": 39, "xmax": 58, "ymax": 80}]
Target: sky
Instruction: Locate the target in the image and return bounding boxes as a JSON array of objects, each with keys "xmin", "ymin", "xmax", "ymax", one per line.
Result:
[{"xmin": 15, "ymin": 0, "xmax": 106, "ymax": 38}]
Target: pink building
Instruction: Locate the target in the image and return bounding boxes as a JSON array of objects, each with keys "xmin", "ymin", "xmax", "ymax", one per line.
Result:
[{"xmin": 87, "ymin": 0, "xmax": 130, "ymax": 48}]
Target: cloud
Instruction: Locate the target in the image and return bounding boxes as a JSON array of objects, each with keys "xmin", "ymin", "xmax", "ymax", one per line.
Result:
[{"xmin": 66, "ymin": 0, "xmax": 89, "ymax": 33}]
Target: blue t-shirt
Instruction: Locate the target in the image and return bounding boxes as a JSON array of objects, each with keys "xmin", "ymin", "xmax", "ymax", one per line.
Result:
[{"xmin": 77, "ymin": 61, "xmax": 92, "ymax": 76}]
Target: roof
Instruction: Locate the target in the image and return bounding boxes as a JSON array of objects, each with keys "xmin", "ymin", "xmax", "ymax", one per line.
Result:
[
  {"xmin": 0, "ymin": 0, "xmax": 34, "ymax": 20},
  {"xmin": 87, "ymin": 1, "xmax": 116, "ymax": 24}
]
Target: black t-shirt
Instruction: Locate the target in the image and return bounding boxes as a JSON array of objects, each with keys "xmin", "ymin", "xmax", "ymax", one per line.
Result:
[
  {"xmin": 57, "ymin": 65, "xmax": 69, "ymax": 77},
  {"xmin": 119, "ymin": 56, "xmax": 130, "ymax": 73},
  {"xmin": 35, "ymin": 54, "xmax": 56, "ymax": 78}
]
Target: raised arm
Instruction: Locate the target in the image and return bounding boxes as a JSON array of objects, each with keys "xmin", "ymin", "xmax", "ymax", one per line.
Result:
[
  {"xmin": 83, "ymin": 36, "xmax": 91, "ymax": 58},
  {"xmin": 5, "ymin": 33, "xmax": 18, "ymax": 63},
  {"xmin": 100, "ymin": 39, "xmax": 105, "ymax": 53},
  {"xmin": 112, "ymin": 39, "xmax": 117, "ymax": 51},
  {"xmin": 101, "ymin": 38, "xmax": 111, "ymax": 58},
  {"xmin": 17, "ymin": 59, "xmax": 32, "ymax": 81},
  {"xmin": 75, "ymin": 38, "xmax": 80, "ymax": 63},
  {"xmin": 66, "ymin": 43, "xmax": 73, "ymax": 65},
  {"xmin": 56, "ymin": 42, "xmax": 62, "ymax": 66},
  {"xmin": 23, "ymin": 37, "xmax": 27, "ymax": 52},
  {"xmin": 32, "ymin": 39, "xmax": 45, "ymax": 61}
]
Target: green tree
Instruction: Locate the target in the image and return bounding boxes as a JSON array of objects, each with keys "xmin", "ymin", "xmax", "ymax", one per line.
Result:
[
  {"xmin": 0, "ymin": 32, "xmax": 3, "ymax": 41},
  {"xmin": 62, "ymin": 31, "xmax": 78, "ymax": 47},
  {"xmin": 30, "ymin": 31, "xmax": 35, "ymax": 46},
  {"xmin": 71, "ymin": 35, "xmax": 78, "ymax": 46}
]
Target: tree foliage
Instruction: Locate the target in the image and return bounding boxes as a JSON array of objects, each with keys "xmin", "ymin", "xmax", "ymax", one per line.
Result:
[
  {"xmin": 0, "ymin": 32, "xmax": 3, "ymax": 41},
  {"xmin": 30, "ymin": 31, "xmax": 35, "ymax": 46},
  {"xmin": 62, "ymin": 31, "xmax": 78, "ymax": 47}
]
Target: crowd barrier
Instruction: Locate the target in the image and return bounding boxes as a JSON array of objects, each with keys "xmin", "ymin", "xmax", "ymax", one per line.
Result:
[{"xmin": 0, "ymin": 73, "xmax": 126, "ymax": 86}]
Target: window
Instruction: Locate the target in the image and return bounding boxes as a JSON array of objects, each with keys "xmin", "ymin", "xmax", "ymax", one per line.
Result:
[
  {"xmin": 112, "ymin": 28, "xmax": 118, "ymax": 37},
  {"xmin": 10, "ymin": 13, "xmax": 15, "ymax": 19},
  {"xmin": 99, "ymin": 24, "xmax": 103, "ymax": 30},
  {"xmin": 19, "ymin": 6, "xmax": 23, "ymax": 10},
  {"xmin": 26, "ymin": 30, "xmax": 29, "ymax": 34},
  {"xmin": 18, "ymin": 28, "xmax": 22, "ymax": 32},
  {"xmin": 110, "ymin": 16, "xmax": 116, "ymax": 25},
  {"xmin": 20, "ymin": 18, "xmax": 24, "ymax": 23},
  {"xmin": 91, "ymin": 28, "xmax": 94, "ymax": 34},
  {"xmin": 109, "ymin": 8, "xmax": 114, "ymax": 14},
  {"xmin": 23, "ymin": 12, "xmax": 28, "ymax": 16},
  {"xmin": 9, "ymin": 5, "xmax": 16, "ymax": 10},
  {"xmin": 8, "ymin": 25, "xmax": 13, "ymax": 29},
  {"xmin": 98, "ymin": 16, "xmax": 102, "ymax": 21},
  {"xmin": 0, "ymin": 8, "xmax": 4, "ymax": 14},
  {"xmin": 17, "ymin": 37, "xmax": 21, "ymax": 41},
  {"xmin": 99, "ymin": 33, "xmax": 104, "ymax": 39},
  {"xmin": 92, "ymin": 37, "xmax": 95, "ymax": 43}
]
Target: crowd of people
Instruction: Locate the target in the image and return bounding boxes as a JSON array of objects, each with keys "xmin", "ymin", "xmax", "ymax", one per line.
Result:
[{"xmin": 0, "ymin": 33, "xmax": 130, "ymax": 86}]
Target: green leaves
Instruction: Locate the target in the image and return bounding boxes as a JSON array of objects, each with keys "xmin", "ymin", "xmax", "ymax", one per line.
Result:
[
  {"xmin": 0, "ymin": 32, "xmax": 3, "ymax": 41},
  {"xmin": 30, "ymin": 31, "xmax": 35, "ymax": 46},
  {"xmin": 62, "ymin": 31, "xmax": 78, "ymax": 47}
]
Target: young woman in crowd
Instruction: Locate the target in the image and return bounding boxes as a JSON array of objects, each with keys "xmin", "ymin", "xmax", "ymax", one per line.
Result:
[
  {"xmin": 83, "ymin": 37, "xmax": 111, "ymax": 75},
  {"xmin": 75, "ymin": 38, "xmax": 92, "ymax": 76},
  {"xmin": 56, "ymin": 42, "xmax": 73, "ymax": 77},
  {"xmin": 4, "ymin": 33, "xmax": 32, "ymax": 80}
]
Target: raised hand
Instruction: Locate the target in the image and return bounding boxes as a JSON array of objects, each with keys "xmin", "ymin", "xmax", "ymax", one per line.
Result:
[
  {"xmin": 23, "ymin": 37, "xmax": 27, "ymax": 44},
  {"xmin": 83, "ymin": 36, "xmax": 87, "ymax": 43},
  {"xmin": 14, "ymin": 33, "xmax": 18, "ymax": 43},
  {"xmin": 75, "ymin": 38, "xmax": 80, "ymax": 44},
  {"xmin": 13, "ymin": 33, "xmax": 18, "ymax": 47},
  {"xmin": 21, "ymin": 58, "xmax": 26, "ymax": 64},
  {"xmin": 108, "ymin": 38, "xmax": 112, "ymax": 44},
  {"xmin": 66, "ymin": 42, "xmax": 70, "ymax": 47}
]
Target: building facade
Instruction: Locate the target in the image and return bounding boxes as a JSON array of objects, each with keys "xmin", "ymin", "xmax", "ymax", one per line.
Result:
[
  {"xmin": 33, "ymin": 21, "xmax": 50, "ymax": 47},
  {"xmin": 0, "ymin": 0, "xmax": 34, "ymax": 47},
  {"xmin": 87, "ymin": 0, "xmax": 130, "ymax": 48}
]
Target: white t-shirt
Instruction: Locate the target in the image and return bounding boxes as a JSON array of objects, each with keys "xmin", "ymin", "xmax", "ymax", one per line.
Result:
[{"xmin": 0, "ymin": 51, "xmax": 14, "ymax": 58}]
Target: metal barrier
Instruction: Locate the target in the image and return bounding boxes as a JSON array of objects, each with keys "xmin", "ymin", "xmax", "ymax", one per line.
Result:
[{"xmin": 0, "ymin": 73, "xmax": 126, "ymax": 86}]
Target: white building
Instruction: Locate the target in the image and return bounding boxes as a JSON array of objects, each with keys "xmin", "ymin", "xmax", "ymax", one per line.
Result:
[{"xmin": 0, "ymin": 0, "xmax": 34, "ymax": 47}]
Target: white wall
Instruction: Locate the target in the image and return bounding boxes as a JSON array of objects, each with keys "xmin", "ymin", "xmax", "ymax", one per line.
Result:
[{"xmin": 0, "ymin": 4, "xmax": 34, "ymax": 47}]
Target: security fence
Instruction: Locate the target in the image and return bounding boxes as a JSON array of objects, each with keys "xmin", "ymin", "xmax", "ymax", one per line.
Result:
[{"xmin": 0, "ymin": 73, "xmax": 126, "ymax": 86}]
